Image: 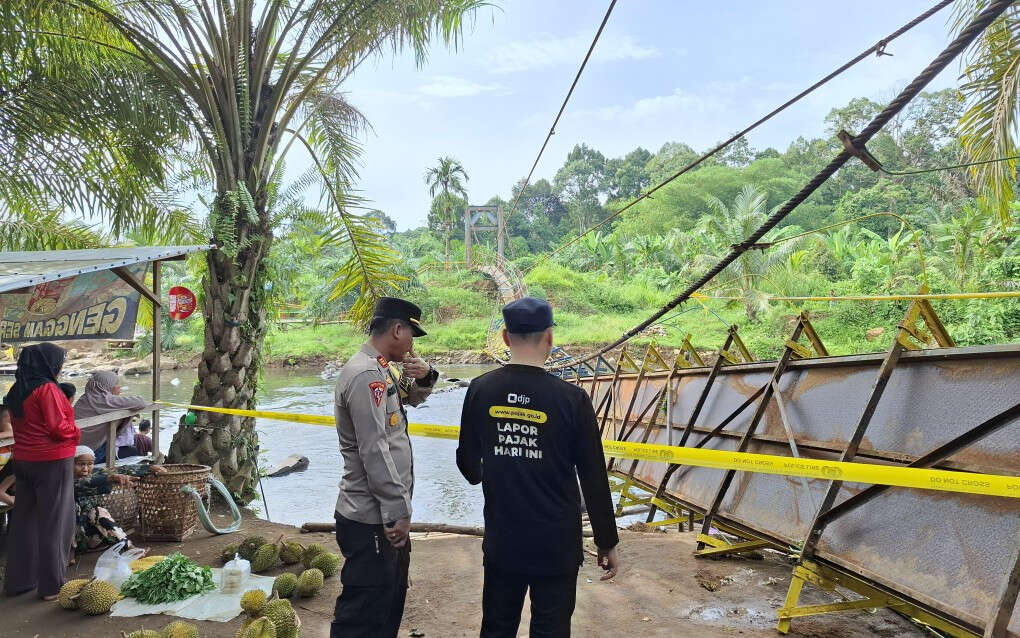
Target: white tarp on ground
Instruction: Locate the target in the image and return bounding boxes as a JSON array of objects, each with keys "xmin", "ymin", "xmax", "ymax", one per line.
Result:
[{"xmin": 110, "ymin": 569, "xmax": 275, "ymax": 622}]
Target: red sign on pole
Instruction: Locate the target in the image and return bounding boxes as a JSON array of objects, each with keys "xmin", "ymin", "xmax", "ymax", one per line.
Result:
[{"xmin": 168, "ymin": 286, "xmax": 197, "ymax": 320}]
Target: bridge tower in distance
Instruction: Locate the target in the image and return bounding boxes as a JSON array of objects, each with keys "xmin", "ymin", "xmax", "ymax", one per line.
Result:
[{"xmin": 464, "ymin": 205, "xmax": 506, "ymax": 267}]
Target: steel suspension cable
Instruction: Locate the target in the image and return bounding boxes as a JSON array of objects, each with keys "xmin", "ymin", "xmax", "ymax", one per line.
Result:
[
  {"xmin": 501, "ymin": 0, "xmax": 618, "ymax": 244},
  {"xmin": 548, "ymin": 0, "xmax": 1014, "ymax": 371},
  {"xmin": 524, "ymin": 0, "xmax": 955, "ymax": 275},
  {"xmin": 880, "ymin": 154, "xmax": 1020, "ymax": 175}
]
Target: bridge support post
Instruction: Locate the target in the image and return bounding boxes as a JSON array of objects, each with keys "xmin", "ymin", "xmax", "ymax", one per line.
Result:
[
  {"xmin": 497, "ymin": 206, "xmax": 505, "ymax": 262},
  {"xmin": 464, "ymin": 206, "xmax": 471, "ymax": 267}
]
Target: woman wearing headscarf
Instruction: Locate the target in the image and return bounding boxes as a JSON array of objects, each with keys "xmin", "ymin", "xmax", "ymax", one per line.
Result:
[
  {"xmin": 74, "ymin": 371, "xmax": 148, "ymax": 461},
  {"xmin": 71, "ymin": 445, "xmax": 164, "ymax": 553},
  {"xmin": 2, "ymin": 342, "xmax": 80, "ymax": 600}
]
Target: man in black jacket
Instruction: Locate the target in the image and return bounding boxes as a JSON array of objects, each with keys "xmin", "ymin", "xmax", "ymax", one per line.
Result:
[{"xmin": 457, "ymin": 297, "xmax": 620, "ymax": 637}]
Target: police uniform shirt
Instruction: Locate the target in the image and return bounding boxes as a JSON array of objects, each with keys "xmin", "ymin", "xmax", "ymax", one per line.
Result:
[
  {"xmin": 456, "ymin": 364, "xmax": 619, "ymax": 575},
  {"xmin": 334, "ymin": 343, "xmax": 434, "ymax": 525}
]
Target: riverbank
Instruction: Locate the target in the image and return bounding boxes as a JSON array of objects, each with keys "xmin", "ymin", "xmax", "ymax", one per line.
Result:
[{"xmin": 0, "ymin": 510, "xmax": 924, "ymax": 637}]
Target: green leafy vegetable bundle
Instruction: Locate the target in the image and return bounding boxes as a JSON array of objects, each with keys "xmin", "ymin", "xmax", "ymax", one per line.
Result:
[{"xmin": 121, "ymin": 552, "xmax": 216, "ymax": 604}]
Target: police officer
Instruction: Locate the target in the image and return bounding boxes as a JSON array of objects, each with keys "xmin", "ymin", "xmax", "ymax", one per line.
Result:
[
  {"xmin": 332, "ymin": 297, "xmax": 439, "ymax": 638},
  {"xmin": 457, "ymin": 297, "xmax": 620, "ymax": 637}
]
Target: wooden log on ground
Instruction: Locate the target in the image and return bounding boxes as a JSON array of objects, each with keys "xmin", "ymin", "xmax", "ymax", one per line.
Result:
[
  {"xmin": 300, "ymin": 521, "xmax": 595, "ymax": 537},
  {"xmin": 584, "ymin": 505, "xmax": 650, "ymax": 521}
]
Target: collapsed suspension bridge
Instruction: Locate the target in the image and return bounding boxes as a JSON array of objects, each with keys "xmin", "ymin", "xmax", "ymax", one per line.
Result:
[
  {"xmin": 469, "ymin": 0, "xmax": 1020, "ymax": 635},
  {"xmin": 176, "ymin": 1, "xmax": 1019, "ymax": 636}
]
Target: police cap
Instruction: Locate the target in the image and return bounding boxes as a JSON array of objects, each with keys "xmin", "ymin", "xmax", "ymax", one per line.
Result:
[
  {"xmin": 373, "ymin": 297, "xmax": 427, "ymax": 337},
  {"xmin": 502, "ymin": 297, "xmax": 555, "ymax": 334}
]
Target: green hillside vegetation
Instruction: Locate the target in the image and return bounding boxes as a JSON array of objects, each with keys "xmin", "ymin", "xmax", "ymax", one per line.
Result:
[{"xmin": 157, "ymin": 89, "xmax": 1019, "ymax": 365}]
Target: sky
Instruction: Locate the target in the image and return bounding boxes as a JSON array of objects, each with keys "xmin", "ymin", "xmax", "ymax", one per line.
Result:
[{"xmin": 294, "ymin": 1, "xmax": 966, "ymax": 230}]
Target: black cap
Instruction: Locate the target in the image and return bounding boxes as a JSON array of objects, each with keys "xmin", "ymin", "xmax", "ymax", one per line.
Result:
[
  {"xmin": 502, "ymin": 297, "xmax": 555, "ymax": 333},
  {"xmin": 373, "ymin": 297, "xmax": 427, "ymax": 337}
]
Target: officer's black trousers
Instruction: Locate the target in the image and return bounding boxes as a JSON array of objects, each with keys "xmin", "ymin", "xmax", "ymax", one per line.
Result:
[
  {"xmin": 331, "ymin": 512, "xmax": 410, "ymax": 638},
  {"xmin": 480, "ymin": 565, "xmax": 578, "ymax": 637}
]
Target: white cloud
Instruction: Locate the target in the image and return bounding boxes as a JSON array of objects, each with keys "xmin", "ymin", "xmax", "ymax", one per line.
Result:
[
  {"xmin": 486, "ymin": 33, "xmax": 660, "ymax": 74},
  {"xmin": 416, "ymin": 75, "xmax": 506, "ymax": 98},
  {"xmin": 571, "ymin": 89, "xmax": 723, "ymax": 126}
]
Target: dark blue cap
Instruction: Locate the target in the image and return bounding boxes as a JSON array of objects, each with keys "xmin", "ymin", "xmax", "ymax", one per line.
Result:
[
  {"xmin": 502, "ymin": 297, "xmax": 555, "ymax": 334},
  {"xmin": 373, "ymin": 297, "xmax": 427, "ymax": 337}
]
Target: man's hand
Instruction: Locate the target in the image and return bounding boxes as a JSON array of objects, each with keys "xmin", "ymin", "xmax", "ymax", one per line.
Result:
[
  {"xmin": 385, "ymin": 518, "xmax": 411, "ymax": 548},
  {"xmin": 598, "ymin": 546, "xmax": 619, "ymax": 581},
  {"xmin": 149, "ymin": 465, "xmax": 167, "ymax": 475},
  {"xmin": 110, "ymin": 474, "xmax": 136, "ymax": 486},
  {"xmin": 402, "ymin": 355, "xmax": 431, "ymax": 380}
]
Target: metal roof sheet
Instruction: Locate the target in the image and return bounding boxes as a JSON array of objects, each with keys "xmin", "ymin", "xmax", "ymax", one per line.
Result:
[{"xmin": 0, "ymin": 245, "xmax": 212, "ymax": 293}]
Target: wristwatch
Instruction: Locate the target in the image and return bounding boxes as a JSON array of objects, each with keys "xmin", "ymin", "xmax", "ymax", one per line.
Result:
[{"xmin": 415, "ymin": 365, "xmax": 439, "ymax": 387}]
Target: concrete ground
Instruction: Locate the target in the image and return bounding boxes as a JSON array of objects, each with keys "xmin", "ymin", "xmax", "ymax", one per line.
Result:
[{"xmin": 0, "ymin": 513, "xmax": 926, "ymax": 638}]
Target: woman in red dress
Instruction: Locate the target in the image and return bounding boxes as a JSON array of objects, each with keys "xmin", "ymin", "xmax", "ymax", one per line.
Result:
[{"xmin": 2, "ymin": 342, "xmax": 80, "ymax": 600}]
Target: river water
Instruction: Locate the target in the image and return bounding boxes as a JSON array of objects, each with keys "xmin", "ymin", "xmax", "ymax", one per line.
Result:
[{"xmin": 113, "ymin": 365, "xmax": 494, "ymax": 528}]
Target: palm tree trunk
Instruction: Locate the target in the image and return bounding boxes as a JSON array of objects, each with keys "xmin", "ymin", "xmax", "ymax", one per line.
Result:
[
  {"xmin": 168, "ymin": 195, "xmax": 271, "ymax": 503},
  {"xmin": 444, "ymin": 224, "xmax": 451, "ymax": 270}
]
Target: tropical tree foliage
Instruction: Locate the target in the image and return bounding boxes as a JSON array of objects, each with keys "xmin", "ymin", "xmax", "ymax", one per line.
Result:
[
  {"xmin": 1, "ymin": 0, "xmax": 482, "ymax": 501},
  {"xmin": 424, "ymin": 156, "xmax": 469, "ymax": 265},
  {"xmin": 953, "ymin": 0, "xmax": 1020, "ymax": 225}
]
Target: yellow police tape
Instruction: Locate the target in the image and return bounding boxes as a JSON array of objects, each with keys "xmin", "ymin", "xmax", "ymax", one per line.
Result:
[{"xmin": 159, "ymin": 402, "xmax": 1020, "ymax": 499}]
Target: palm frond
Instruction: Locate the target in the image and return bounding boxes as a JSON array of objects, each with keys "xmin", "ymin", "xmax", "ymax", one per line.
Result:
[
  {"xmin": 0, "ymin": 209, "xmax": 107, "ymax": 250},
  {"xmin": 324, "ymin": 206, "xmax": 407, "ymax": 326},
  {"xmin": 953, "ymin": 0, "xmax": 1020, "ymax": 225},
  {"xmin": 0, "ymin": 1, "xmax": 193, "ymax": 229}
]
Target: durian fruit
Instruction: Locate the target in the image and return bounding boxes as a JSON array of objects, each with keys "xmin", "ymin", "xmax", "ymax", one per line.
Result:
[
  {"xmin": 235, "ymin": 618, "xmax": 254, "ymax": 638},
  {"xmin": 220, "ymin": 543, "xmax": 240, "ymax": 563},
  {"xmin": 273, "ymin": 573, "xmax": 298, "ymax": 599},
  {"xmin": 295, "ymin": 569, "xmax": 323, "ymax": 598},
  {"xmin": 161, "ymin": 620, "xmax": 199, "ymax": 638},
  {"xmin": 122, "ymin": 630, "xmax": 162, "ymax": 638},
  {"xmin": 309, "ymin": 552, "xmax": 340, "ymax": 578},
  {"xmin": 239, "ymin": 616, "xmax": 276, "ymax": 638},
  {"xmin": 251, "ymin": 543, "xmax": 280, "ymax": 573},
  {"xmin": 278, "ymin": 541, "xmax": 303, "ymax": 565},
  {"xmin": 277, "ymin": 625, "xmax": 298, "ymax": 638},
  {"xmin": 57, "ymin": 578, "xmax": 90, "ymax": 610},
  {"xmin": 264, "ymin": 599, "xmax": 299, "ymax": 638},
  {"xmin": 240, "ymin": 588, "xmax": 268, "ymax": 617},
  {"xmin": 300, "ymin": 543, "xmax": 326, "ymax": 568},
  {"xmin": 76, "ymin": 579, "xmax": 120, "ymax": 615},
  {"xmin": 239, "ymin": 535, "xmax": 268, "ymax": 561}
]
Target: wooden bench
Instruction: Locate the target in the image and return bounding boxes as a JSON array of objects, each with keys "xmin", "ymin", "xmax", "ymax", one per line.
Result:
[{"xmin": 0, "ymin": 407, "xmax": 155, "ymax": 533}]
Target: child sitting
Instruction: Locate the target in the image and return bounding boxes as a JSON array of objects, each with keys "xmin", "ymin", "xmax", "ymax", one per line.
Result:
[{"xmin": 133, "ymin": 419, "xmax": 153, "ymax": 456}]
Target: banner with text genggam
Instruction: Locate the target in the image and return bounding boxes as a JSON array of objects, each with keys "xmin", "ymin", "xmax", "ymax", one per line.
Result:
[{"xmin": 0, "ymin": 264, "xmax": 147, "ymax": 343}]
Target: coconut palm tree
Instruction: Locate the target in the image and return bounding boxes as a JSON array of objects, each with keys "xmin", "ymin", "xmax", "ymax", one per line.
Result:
[
  {"xmin": 1, "ymin": 0, "xmax": 484, "ymax": 501},
  {"xmin": 953, "ymin": 0, "xmax": 1020, "ymax": 225},
  {"xmin": 694, "ymin": 185, "xmax": 802, "ymax": 322},
  {"xmin": 424, "ymin": 156, "xmax": 469, "ymax": 266}
]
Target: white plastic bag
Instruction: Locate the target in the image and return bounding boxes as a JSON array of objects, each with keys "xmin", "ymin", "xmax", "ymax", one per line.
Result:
[
  {"xmin": 220, "ymin": 554, "xmax": 250, "ymax": 594},
  {"xmin": 94, "ymin": 541, "xmax": 145, "ymax": 587}
]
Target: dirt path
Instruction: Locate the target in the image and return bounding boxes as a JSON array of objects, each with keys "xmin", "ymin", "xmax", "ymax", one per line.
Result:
[{"xmin": 1, "ymin": 515, "xmax": 924, "ymax": 637}]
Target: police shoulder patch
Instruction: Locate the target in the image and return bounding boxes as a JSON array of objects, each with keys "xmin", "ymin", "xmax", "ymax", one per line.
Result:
[{"xmin": 368, "ymin": 381, "xmax": 386, "ymax": 406}]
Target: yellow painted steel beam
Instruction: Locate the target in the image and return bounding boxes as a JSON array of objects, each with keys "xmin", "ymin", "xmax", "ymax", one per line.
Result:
[
  {"xmin": 778, "ymin": 596, "xmax": 900, "ymax": 618},
  {"xmin": 778, "ymin": 560, "xmax": 980, "ymax": 638},
  {"xmin": 695, "ymin": 534, "xmax": 770, "ymax": 557}
]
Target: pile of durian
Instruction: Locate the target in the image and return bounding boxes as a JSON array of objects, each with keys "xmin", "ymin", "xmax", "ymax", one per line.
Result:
[
  {"xmin": 57, "ymin": 578, "xmax": 121, "ymax": 616},
  {"xmin": 221, "ymin": 535, "xmax": 338, "ymax": 603},
  {"xmin": 238, "ymin": 590, "xmax": 301, "ymax": 638},
  {"xmin": 121, "ymin": 621, "xmax": 200, "ymax": 638}
]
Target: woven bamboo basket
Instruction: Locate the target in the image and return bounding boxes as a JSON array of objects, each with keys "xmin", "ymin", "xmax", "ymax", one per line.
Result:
[
  {"xmin": 137, "ymin": 464, "xmax": 211, "ymax": 541},
  {"xmin": 101, "ymin": 485, "xmax": 139, "ymax": 534}
]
